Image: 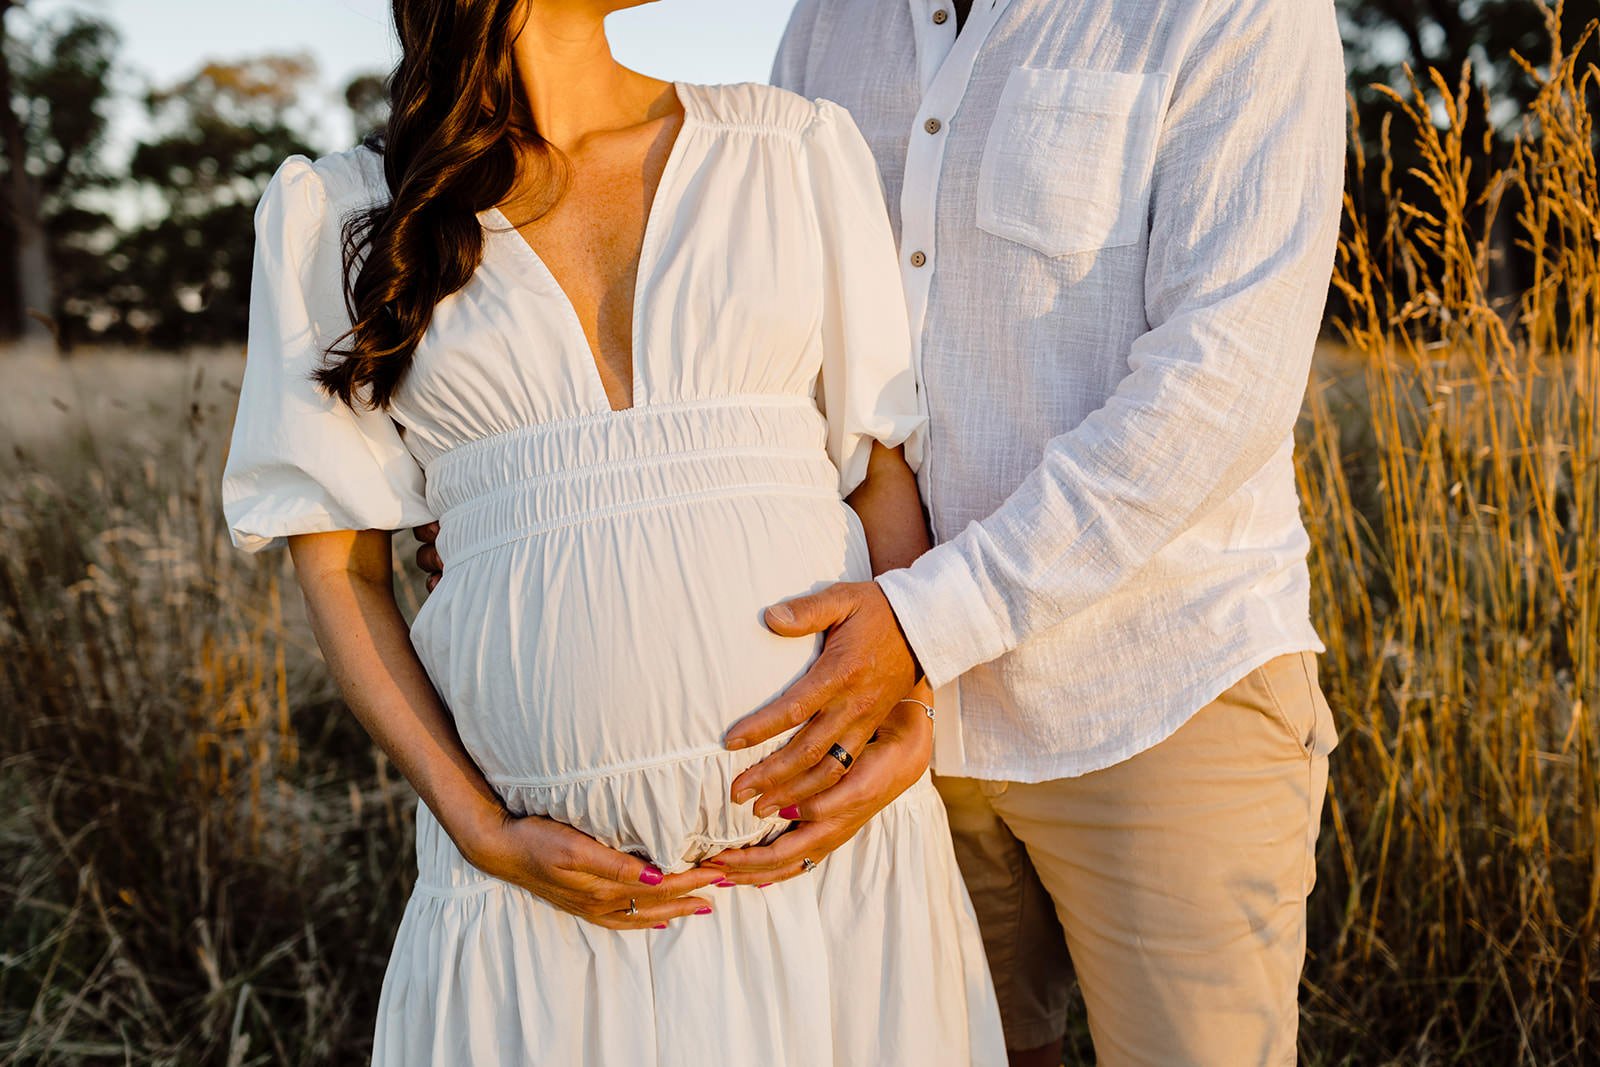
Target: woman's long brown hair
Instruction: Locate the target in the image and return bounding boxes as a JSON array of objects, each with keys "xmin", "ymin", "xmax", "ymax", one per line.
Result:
[{"xmin": 314, "ymin": 0, "xmax": 554, "ymax": 410}]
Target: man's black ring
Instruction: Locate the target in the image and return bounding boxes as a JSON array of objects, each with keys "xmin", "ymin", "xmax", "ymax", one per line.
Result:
[{"xmin": 827, "ymin": 743, "xmax": 855, "ymax": 770}]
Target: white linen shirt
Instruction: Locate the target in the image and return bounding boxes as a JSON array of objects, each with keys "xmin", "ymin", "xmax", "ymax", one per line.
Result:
[{"xmin": 773, "ymin": 0, "xmax": 1346, "ymax": 780}]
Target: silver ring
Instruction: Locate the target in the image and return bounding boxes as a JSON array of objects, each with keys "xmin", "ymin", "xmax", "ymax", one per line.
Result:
[
  {"xmin": 800, "ymin": 857, "xmax": 817, "ymax": 874},
  {"xmin": 826, "ymin": 743, "xmax": 854, "ymax": 770},
  {"xmin": 625, "ymin": 898, "xmax": 638, "ymax": 916}
]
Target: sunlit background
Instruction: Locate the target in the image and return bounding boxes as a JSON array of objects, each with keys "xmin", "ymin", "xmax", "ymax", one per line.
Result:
[
  {"xmin": 64, "ymin": 0, "xmax": 796, "ymax": 152},
  {"xmin": 2, "ymin": 2, "xmax": 1596, "ymax": 1064}
]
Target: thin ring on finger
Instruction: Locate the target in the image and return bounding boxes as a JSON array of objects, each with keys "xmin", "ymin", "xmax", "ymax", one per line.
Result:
[{"xmin": 625, "ymin": 898, "xmax": 638, "ymax": 916}]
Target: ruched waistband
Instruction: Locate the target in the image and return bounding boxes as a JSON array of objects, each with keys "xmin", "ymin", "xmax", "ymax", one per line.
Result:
[
  {"xmin": 414, "ymin": 731, "xmax": 799, "ymax": 884},
  {"xmin": 426, "ymin": 396, "xmax": 840, "ymax": 565}
]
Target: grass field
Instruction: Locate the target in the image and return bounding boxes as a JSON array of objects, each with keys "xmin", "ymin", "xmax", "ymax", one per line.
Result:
[{"xmin": 2, "ymin": 16, "xmax": 1596, "ymax": 1067}]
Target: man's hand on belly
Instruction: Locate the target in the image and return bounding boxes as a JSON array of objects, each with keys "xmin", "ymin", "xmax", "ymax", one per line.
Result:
[
  {"xmin": 704, "ymin": 697, "xmax": 933, "ymax": 883},
  {"xmin": 724, "ymin": 579, "xmax": 921, "ymax": 812}
]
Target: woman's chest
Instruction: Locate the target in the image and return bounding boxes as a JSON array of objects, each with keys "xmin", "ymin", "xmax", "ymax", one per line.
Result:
[{"xmin": 392, "ymin": 142, "xmax": 827, "ymax": 462}]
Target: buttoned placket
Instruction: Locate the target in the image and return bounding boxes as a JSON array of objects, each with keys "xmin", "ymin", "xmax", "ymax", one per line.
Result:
[
  {"xmin": 897, "ymin": 0, "xmax": 1014, "ymax": 538},
  {"xmin": 898, "ymin": 0, "xmax": 1014, "ymax": 774}
]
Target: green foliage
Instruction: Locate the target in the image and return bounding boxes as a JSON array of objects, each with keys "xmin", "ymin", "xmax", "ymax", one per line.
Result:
[
  {"xmin": 1, "ymin": 7, "xmax": 388, "ymax": 351},
  {"xmin": 1, "ymin": 6, "xmax": 119, "ymax": 347},
  {"xmin": 106, "ymin": 57, "xmax": 320, "ymax": 349}
]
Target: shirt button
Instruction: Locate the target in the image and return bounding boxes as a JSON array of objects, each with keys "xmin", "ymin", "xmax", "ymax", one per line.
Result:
[
  {"xmin": 910, "ymin": 250, "xmax": 927, "ymax": 268},
  {"xmin": 931, "ymin": 8, "xmax": 949, "ymax": 24},
  {"xmin": 924, "ymin": 117, "xmax": 942, "ymax": 135}
]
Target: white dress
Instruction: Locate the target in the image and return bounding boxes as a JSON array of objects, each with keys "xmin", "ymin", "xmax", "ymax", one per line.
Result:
[{"xmin": 222, "ymin": 81, "xmax": 1005, "ymax": 1066}]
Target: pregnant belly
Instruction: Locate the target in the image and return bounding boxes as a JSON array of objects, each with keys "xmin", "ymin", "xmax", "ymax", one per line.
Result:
[{"xmin": 408, "ymin": 489, "xmax": 871, "ymax": 869}]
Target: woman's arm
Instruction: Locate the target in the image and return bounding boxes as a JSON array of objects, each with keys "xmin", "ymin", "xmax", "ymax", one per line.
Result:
[
  {"xmin": 288, "ymin": 528, "xmax": 724, "ymax": 927},
  {"xmin": 708, "ymin": 442, "xmax": 936, "ymax": 884},
  {"xmin": 849, "ymin": 441, "xmax": 934, "ymax": 580}
]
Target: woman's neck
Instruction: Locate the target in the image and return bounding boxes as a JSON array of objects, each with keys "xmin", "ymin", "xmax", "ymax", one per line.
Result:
[{"xmin": 511, "ymin": 7, "xmax": 672, "ymax": 151}]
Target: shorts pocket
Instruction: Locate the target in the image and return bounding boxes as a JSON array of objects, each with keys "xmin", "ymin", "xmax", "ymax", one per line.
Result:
[
  {"xmin": 1255, "ymin": 651, "xmax": 1338, "ymax": 759},
  {"xmin": 975, "ymin": 66, "xmax": 1169, "ymax": 258}
]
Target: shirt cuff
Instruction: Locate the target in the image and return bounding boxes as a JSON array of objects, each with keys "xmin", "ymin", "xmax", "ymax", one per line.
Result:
[{"xmin": 875, "ymin": 540, "xmax": 1014, "ymax": 690}]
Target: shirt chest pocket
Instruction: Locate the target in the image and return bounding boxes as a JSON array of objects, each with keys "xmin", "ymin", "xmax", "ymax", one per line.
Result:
[{"xmin": 976, "ymin": 67, "xmax": 1170, "ymax": 259}]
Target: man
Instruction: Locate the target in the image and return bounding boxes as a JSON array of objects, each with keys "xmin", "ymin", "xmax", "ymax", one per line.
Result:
[
  {"xmin": 418, "ymin": 0, "xmax": 1344, "ymax": 1060},
  {"xmin": 713, "ymin": 0, "xmax": 1345, "ymax": 1063}
]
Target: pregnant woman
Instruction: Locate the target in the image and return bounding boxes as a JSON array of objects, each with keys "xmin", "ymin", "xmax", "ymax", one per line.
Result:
[{"xmin": 221, "ymin": 1, "xmax": 1003, "ymax": 1063}]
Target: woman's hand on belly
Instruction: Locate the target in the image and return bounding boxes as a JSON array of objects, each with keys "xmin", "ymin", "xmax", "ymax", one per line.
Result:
[
  {"xmin": 700, "ymin": 694, "xmax": 933, "ymax": 885},
  {"xmin": 459, "ymin": 809, "xmax": 728, "ymax": 929}
]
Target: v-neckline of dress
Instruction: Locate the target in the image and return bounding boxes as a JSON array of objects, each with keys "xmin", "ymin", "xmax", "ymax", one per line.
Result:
[{"xmin": 484, "ymin": 81, "xmax": 696, "ymax": 415}]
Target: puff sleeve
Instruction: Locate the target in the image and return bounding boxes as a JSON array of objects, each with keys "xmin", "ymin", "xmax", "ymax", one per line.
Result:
[
  {"xmin": 803, "ymin": 100, "xmax": 927, "ymax": 498},
  {"xmin": 222, "ymin": 154, "xmax": 435, "ymax": 553}
]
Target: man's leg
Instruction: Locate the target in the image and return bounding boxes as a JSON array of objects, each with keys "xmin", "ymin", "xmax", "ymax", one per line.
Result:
[
  {"xmin": 989, "ymin": 651, "xmax": 1337, "ymax": 1066},
  {"xmin": 933, "ymin": 773, "xmax": 1076, "ymax": 1065}
]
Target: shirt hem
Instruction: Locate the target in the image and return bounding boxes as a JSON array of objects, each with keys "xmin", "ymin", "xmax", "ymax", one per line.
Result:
[{"xmin": 931, "ymin": 633, "xmax": 1327, "ymax": 783}]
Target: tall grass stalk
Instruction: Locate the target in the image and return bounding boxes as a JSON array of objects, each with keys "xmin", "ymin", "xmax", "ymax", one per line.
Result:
[
  {"xmin": 0, "ymin": 373, "xmax": 424, "ymax": 1063},
  {"xmin": 1298, "ymin": 7, "xmax": 1599, "ymax": 1061}
]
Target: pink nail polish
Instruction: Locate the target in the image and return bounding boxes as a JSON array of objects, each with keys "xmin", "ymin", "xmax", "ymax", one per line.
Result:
[
  {"xmin": 653, "ymin": 923, "xmax": 668, "ymax": 929},
  {"xmin": 779, "ymin": 805, "xmax": 801, "ymax": 820},
  {"xmin": 695, "ymin": 907, "xmax": 713, "ymax": 915},
  {"xmin": 716, "ymin": 879, "xmax": 735, "ymax": 887},
  {"xmin": 758, "ymin": 882, "xmax": 774, "ymax": 888},
  {"xmin": 638, "ymin": 866, "xmax": 664, "ymax": 886}
]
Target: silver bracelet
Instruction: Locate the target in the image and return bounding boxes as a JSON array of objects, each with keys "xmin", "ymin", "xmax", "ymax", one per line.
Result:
[{"xmin": 897, "ymin": 697, "xmax": 936, "ymax": 721}]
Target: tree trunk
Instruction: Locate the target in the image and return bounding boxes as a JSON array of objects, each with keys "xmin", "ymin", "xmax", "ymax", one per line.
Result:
[{"xmin": 0, "ymin": 0, "xmax": 54, "ymax": 345}]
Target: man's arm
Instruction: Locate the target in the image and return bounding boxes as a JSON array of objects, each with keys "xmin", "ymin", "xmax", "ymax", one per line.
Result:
[
  {"xmin": 726, "ymin": 0, "xmax": 1346, "ymax": 776},
  {"xmin": 878, "ymin": 0, "xmax": 1347, "ymax": 688}
]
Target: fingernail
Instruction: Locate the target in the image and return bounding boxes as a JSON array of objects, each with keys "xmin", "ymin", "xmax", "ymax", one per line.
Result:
[
  {"xmin": 732, "ymin": 789, "xmax": 757, "ymax": 804},
  {"xmin": 768, "ymin": 603, "xmax": 796, "ymax": 625},
  {"xmin": 754, "ymin": 804, "xmax": 775, "ymax": 818},
  {"xmin": 653, "ymin": 923, "xmax": 668, "ymax": 929},
  {"xmin": 779, "ymin": 805, "xmax": 801, "ymax": 820},
  {"xmin": 638, "ymin": 866, "xmax": 664, "ymax": 886},
  {"xmin": 726, "ymin": 737, "xmax": 749, "ymax": 751},
  {"xmin": 716, "ymin": 879, "xmax": 736, "ymax": 887},
  {"xmin": 758, "ymin": 882, "xmax": 773, "ymax": 888},
  {"xmin": 695, "ymin": 907, "xmax": 713, "ymax": 916}
]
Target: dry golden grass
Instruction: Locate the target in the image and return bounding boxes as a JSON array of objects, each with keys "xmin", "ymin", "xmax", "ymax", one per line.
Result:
[
  {"xmin": 1296, "ymin": 7, "xmax": 1599, "ymax": 1061},
  {"xmin": 1, "ymin": 10, "xmax": 1596, "ymax": 1065}
]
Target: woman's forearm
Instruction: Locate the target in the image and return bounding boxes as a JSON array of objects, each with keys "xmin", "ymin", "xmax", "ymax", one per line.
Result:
[
  {"xmin": 846, "ymin": 441, "xmax": 931, "ymax": 576},
  {"xmin": 846, "ymin": 442, "xmax": 935, "ymax": 700},
  {"xmin": 288, "ymin": 531, "xmax": 503, "ymax": 852}
]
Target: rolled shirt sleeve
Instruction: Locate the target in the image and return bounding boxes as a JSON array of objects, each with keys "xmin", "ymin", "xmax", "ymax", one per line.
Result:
[
  {"xmin": 876, "ymin": 0, "xmax": 1347, "ymax": 688},
  {"xmin": 222, "ymin": 154, "xmax": 435, "ymax": 553}
]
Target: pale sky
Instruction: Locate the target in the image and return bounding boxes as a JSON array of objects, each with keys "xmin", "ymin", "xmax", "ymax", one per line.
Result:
[{"xmin": 30, "ymin": 0, "xmax": 801, "ymax": 151}]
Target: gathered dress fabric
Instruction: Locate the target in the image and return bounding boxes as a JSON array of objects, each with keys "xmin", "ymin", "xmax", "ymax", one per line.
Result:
[{"xmin": 221, "ymin": 81, "xmax": 1005, "ymax": 1066}]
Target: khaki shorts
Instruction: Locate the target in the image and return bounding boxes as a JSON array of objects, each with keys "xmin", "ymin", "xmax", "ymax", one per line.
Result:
[{"xmin": 935, "ymin": 651, "xmax": 1338, "ymax": 1066}]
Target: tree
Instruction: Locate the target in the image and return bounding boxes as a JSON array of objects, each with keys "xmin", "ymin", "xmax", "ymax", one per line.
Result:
[
  {"xmin": 109, "ymin": 55, "xmax": 318, "ymax": 348},
  {"xmin": 14, "ymin": 6, "xmax": 118, "ymax": 350},
  {"xmin": 1, "ymin": 0, "xmax": 50, "ymax": 344},
  {"xmin": 345, "ymin": 71, "xmax": 388, "ymax": 146}
]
